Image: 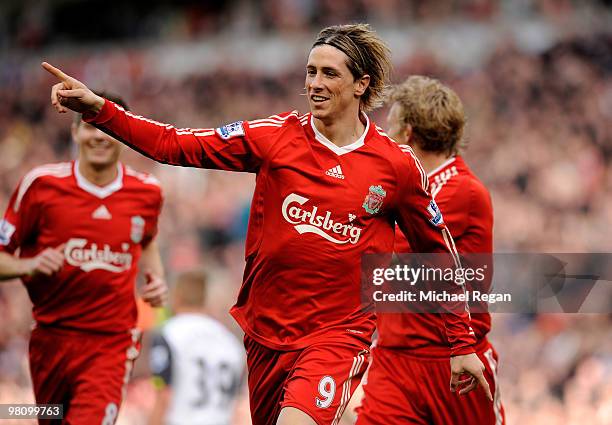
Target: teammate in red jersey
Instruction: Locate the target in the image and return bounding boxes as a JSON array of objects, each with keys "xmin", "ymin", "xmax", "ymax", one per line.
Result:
[
  {"xmin": 0, "ymin": 92, "xmax": 167, "ymax": 425},
  {"xmin": 356, "ymin": 76, "xmax": 504, "ymax": 424},
  {"xmin": 42, "ymin": 24, "xmax": 489, "ymax": 425}
]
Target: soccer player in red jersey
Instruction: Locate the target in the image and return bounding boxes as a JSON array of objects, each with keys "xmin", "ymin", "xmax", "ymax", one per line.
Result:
[
  {"xmin": 356, "ymin": 76, "xmax": 504, "ymax": 424},
  {"xmin": 42, "ymin": 25, "xmax": 490, "ymax": 425},
  {"xmin": 0, "ymin": 93, "xmax": 167, "ymax": 425}
]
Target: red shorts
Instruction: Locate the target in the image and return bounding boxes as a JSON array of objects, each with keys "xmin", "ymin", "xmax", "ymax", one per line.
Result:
[
  {"xmin": 28, "ymin": 325, "xmax": 141, "ymax": 425},
  {"xmin": 356, "ymin": 341, "xmax": 505, "ymax": 425},
  {"xmin": 244, "ymin": 334, "xmax": 370, "ymax": 425}
]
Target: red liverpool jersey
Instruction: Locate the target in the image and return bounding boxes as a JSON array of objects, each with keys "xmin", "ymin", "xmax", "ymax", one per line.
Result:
[
  {"xmin": 380, "ymin": 155, "xmax": 494, "ymax": 355},
  {"xmin": 85, "ymin": 101, "xmax": 475, "ymax": 353},
  {"xmin": 0, "ymin": 161, "xmax": 162, "ymax": 333}
]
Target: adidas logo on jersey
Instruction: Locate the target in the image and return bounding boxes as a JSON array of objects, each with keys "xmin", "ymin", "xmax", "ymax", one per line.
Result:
[
  {"xmin": 325, "ymin": 165, "xmax": 345, "ymax": 179},
  {"xmin": 92, "ymin": 205, "xmax": 112, "ymax": 220}
]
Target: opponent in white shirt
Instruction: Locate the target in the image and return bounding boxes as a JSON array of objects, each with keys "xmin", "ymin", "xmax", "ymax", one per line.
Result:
[{"xmin": 149, "ymin": 270, "xmax": 245, "ymax": 425}]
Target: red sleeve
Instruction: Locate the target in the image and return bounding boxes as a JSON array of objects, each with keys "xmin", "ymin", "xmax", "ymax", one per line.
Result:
[
  {"xmin": 84, "ymin": 100, "xmax": 280, "ymax": 173},
  {"xmin": 0, "ymin": 176, "xmax": 41, "ymax": 255},
  {"xmin": 141, "ymin": 184, "xmax": 164, "ymax": 248},
  {"xmin": 393, "ymin": 223, "xmax": 412, "ymax": 253},
  {"xmin": 394, "ymin": 147, "xmax": 476, "ymax": 356}
]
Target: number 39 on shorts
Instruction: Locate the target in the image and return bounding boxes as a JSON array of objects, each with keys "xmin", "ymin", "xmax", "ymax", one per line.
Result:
[{"xmin": 315, "ymin": 375, "xmax": 336, "ymax": 409}]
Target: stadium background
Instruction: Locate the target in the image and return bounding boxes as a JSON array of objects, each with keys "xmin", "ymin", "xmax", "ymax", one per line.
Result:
[{"xmin": 0, "ymin": 0, "xmax": 611, "ymax": 424}]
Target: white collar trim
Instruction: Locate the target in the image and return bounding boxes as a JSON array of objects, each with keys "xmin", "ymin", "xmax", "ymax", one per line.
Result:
[
  {"xmin": 310, "ymin": 113, "xmax": 369, "ymax": 156},
  {"xmin": 74, "ymin": 161, "xmax": 123, "ymax": 199},
  {"xmin": 427, "ymin": 156, "xmax": 456, "ymax": 178}
]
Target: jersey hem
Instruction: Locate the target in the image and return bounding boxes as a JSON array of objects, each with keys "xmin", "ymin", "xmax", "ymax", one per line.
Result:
[
  {"xmin": 230, "ymin": 308, "xmax": 373, "ymax": 351},
  {"xmin": 378, "ymin": 336, "xmax": 491, "ymax": 361},
  {"xmin": 34, "ymin": 322, "xmax": 139, "ymax": 337}
]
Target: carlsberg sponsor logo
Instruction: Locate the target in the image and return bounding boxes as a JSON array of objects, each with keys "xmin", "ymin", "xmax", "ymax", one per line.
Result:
[
  {"xmin": 282, "ymin": 193, "xmax": 363, "ymax": 244},
  {"xmin": 65, "ymin": 238, "xmax": 133, "ymax": 273}
]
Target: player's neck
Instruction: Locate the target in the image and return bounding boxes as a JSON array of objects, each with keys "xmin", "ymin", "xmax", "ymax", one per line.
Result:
[
  {"xmin": 313, "ymin": 108, "xmax": 365, "ymax": 148},
  {"xmin": 410, "ymin": 146, "xmax": 452, "ymax": 174},
  {"xmin": 77, "ymin": 160, "xmax": 119, "ymax": 187}
]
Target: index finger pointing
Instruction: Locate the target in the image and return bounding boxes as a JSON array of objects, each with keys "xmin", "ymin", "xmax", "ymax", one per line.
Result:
[{"xmin": 41, "ymin": 62, "xmax": 69, "ymax": 81}]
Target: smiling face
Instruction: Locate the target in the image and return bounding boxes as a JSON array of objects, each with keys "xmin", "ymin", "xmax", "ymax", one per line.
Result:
[
  {"xmin": 305, "ymin": 45, "xmax": 369, "ymax": 122},
  {"xmin": 72, "ymin": 121, "xmax": 122, "ymax": 169}
]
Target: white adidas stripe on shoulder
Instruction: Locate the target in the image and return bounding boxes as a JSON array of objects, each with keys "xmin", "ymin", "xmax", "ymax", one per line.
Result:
[
  {"xmin": 249, "ymin": 118, "xmax": 284, "ymax": 125},
  {"xmin": 249, "ymin": 122, "xmax": 284, "ymax": 128},
  {"xmin": 374, "ymin": 128, "xmax": 429, "ymax": 192},
  {"xmin": 176, "ymin": 127, "xmax": 212, "ymax": 132},
  {"xmin": 249, "ymin": 118, "xmax": 287, "ymax": 125},
  {"xmin": 398, "ymin": 145, "xmax": 428, "ymax": 192},
  {"xmin": 176, "ymin": 128, "xmax": 215, "ymax": 136},
  {"xmin": 270, "ymin": 111, "xmax": 300, "ymax": 121},
  {"xmin": 194, "ymin": 130, "xmax": 216, "ymax": 136},
  {"xmin": 376, "ymin": 126, "xmax": 396, "ymax": 139},
  {"xmin": 124, "ymin": 110, "xmax": 173, "ymax": 129},
  {"xmin": 373, "ymin": 125, "xmax": 395, "ymax": 143},
  {"xmin": 175, "ymin": 129, "xmax": 216, "ymax": 136},
  {"xmin": 249, "ymin": 111, "xmax": 301, "ymax": 127},
  {"xmin": 412, "ymin": 153, "xmax": 429, "ymax": 192},
  {"xmin": 15, "ymin": 163, "xmax": 72, "ymax": 212},
  {"xmin": 125, "ymin": 167, "xmax": 161, "ymax": 186}
]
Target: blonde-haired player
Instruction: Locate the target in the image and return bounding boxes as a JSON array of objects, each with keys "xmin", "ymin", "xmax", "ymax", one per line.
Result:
[{"xmin": 357, "ymin": 76, "xmax": 503, "ymax": 424}]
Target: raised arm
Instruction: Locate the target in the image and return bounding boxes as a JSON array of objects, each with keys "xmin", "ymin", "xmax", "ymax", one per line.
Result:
[{"xmin": 42, "ymin": 62, "xmax": 271, "ymax": 172}]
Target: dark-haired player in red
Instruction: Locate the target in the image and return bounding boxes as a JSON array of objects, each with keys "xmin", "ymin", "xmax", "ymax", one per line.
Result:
[
  {"xmin": 0, "ymin": 93, "xmax": 167, "ymax": 425},
  {"xmin": 42, "ymin": 24, "xmax": 489, "ymax": 425},
  {"xmin": 357, "ymin": 76, "xmax": 504, "ymax": 424}
]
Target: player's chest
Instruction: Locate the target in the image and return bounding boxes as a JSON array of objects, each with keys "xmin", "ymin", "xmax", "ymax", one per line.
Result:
[
  {"xmin": 39, "ymin": 190, "xmax": 151, "ymax": 246},
  {"xmin": 265, "ymin": 145, "xmax": 396, "ymax": 228}
]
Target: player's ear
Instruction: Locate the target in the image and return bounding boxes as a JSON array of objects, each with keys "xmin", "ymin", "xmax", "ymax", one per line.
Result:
[
  {"xmin": 404, "ymin": 124, "xmax": 413, "ymax": 145},
  {"xmin": 354, "ymin": 74, "xmax": 370, "ymax": 97},
  {"xmin": 71, "ymin": 122, "xmax": 80, "ymax": 144}
]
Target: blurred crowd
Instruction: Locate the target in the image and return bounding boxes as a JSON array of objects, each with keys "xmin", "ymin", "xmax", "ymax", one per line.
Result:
[
  {"xmin": 1, "ymin": 1, "xmax": 612, "ymax": 424},
  {"xmin": 2, "ymin": 0, "xmax": 612, "ymax": 48}
]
